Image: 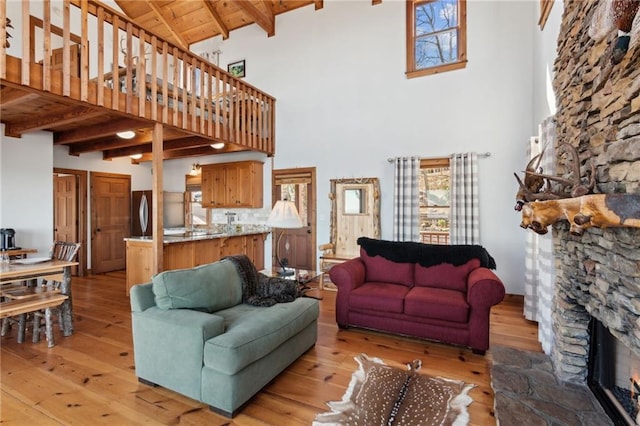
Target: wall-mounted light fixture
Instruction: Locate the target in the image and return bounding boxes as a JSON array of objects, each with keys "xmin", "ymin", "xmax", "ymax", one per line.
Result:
[
  {"xmin": 210, "ymin": 142, "xmax": 225, "ymax": 149},
  {"xmin": 117, "ymin": 130, "xmax": 136, "ymax": 139},
  {"xmin": 129, "ymin": 153, "xmax": 143, "ymax": 160},
  {"xmin": 190, "ymin": 163, "xmax": 201, "ymax": 176}
]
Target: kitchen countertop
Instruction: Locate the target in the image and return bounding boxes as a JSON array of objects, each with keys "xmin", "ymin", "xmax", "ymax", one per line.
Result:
[{"xmin": 124, "ymin": 226, "xmax": 271, "ymax": 244}]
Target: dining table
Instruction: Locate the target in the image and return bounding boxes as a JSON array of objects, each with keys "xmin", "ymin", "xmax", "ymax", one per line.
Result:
[{"xmin": 0, "ymin": 259, "xmax": 79, "ymax": 336}]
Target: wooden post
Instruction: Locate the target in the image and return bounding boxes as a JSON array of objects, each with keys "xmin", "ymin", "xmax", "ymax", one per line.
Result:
[{"xmin": 152, "ymin": 123, "xmax": 164, "ymax": 274}]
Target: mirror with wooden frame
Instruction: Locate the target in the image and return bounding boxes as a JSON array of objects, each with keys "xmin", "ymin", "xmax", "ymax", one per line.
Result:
[{"xmin": 326, "ymin": 178, "xmax": 381, "ymax": 258}]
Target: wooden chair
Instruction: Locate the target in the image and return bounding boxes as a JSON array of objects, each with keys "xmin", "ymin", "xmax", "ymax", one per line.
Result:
[{"xmin": 1, "ymin": 241, "xmax": 80, "ymax": 345}]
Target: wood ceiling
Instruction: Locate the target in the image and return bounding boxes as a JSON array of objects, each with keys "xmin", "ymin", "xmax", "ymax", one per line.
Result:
[{"xmin": 114, "ymin": 0, "xmax": 324, "ymax": 48}]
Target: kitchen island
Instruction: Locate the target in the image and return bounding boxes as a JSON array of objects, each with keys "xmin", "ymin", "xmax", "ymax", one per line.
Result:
[{"xmin": 125, "ymin": 227, "xmax": 269, "ymax": 294}]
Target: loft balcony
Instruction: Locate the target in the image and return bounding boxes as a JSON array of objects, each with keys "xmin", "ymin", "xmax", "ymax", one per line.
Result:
[{"xmin": 0, "ymin": 0, "xmax": 275, "ymax": 160}]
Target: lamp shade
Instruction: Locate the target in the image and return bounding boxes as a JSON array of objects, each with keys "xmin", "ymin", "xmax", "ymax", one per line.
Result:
[{"xmin": 266, "ymin": 200, "xmax": 304, "ymax": 229}]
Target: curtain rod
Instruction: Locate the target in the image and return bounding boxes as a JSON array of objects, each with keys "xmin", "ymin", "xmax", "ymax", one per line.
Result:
[{"xmin": 386, "ymin": 152, "xmax": 491, "ymax": 162}]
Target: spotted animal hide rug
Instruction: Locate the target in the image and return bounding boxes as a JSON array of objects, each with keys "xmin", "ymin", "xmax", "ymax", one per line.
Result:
[{"xmin": 313, "ymin": 354, "xmax": 474, "ymax": 426}]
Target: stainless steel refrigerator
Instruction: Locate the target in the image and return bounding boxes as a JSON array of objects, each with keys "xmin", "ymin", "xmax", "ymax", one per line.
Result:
[{"xmin": 131, "ymin": 191, "xmax": 185, "ymax": 236}]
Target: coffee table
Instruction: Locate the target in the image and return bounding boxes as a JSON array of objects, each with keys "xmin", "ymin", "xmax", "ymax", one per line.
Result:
[{"xmin": 259, "ymin": 268, "xmax": 323, "ymax": 298}]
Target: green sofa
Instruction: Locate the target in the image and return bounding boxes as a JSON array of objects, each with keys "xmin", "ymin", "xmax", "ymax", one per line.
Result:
[{"xmin": 129, "ymin": 258, "xmax": 319, "ymax": 417}]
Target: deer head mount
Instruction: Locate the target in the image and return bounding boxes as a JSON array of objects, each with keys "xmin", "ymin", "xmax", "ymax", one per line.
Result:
[{"xmin": 514, "ymin": 142, "xmax": 595, "ymax": 211}]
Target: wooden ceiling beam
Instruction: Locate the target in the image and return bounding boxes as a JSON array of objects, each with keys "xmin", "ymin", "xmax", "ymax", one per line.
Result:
[
  {"xmin": 68, "ymin": 137, "xmax": 147, "ymax": 155},
  {"xmin": 144, "ymin": 0, "xmax": 189, "ymax": 49},
  {"xmin": 54, "ymin": 118, "xmax": 148, "ymax": 144},
  {"xmin": 0, "ymin": 87, "xmax": 40, "ymax": 107},
  {"xmin": 314, "ymin": 1, "xmax": 324, "ymax": 10},
  {"xmin": 4, "ymin": 106, "xmax": 104, "ymax": 137},
  {"xmin": 202, "ymin": 0, "xmax": 229, "ymax": 40},
  {"xmin": 236, "ymin": 1, "xmax": 275, "ymax": 37}
]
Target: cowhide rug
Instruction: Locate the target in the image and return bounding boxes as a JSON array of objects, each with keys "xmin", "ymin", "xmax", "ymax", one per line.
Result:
[{"xmin": 313, "ymin": 354, "xmax": 474, "ymax": 426}]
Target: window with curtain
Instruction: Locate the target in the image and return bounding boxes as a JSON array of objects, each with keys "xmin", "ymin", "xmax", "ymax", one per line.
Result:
[
  {"xmin": 406, "ymin": 0, "xmax": 467, "ymax": 78},
  {"xmin": 419, "ymin": 158, "xmax": 451, "ymax": 244}
]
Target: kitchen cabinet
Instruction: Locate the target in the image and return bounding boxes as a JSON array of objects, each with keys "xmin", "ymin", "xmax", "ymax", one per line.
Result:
[
  {"xmin": 125, "ymin": 232, "xmax": 268, "ymax": 294},
  {"xmin": 245, "ymin": 233, "xmax": 266, "ymax": 271},
  {"xmin": 201, "ymin": 161, "xmax": 263, "ymax": 208}
]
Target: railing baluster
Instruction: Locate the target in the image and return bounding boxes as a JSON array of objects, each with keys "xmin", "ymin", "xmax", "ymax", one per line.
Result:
[
  {"xmin": 42, "ymin": 0, "xmax": 51, "ymax": 91},
  {"xmin": 137, "ymin": 29, "xmax": 145, "ymax": 117},
  {"xmin": 125, "ymin": 22, "xmax": 133, "ymax": 114},
  {"xmin": 21, "ymin": 0, "xmax": 29, "ymax": 85},
  {"xmin": 150, "ymin": 35, "xmax": 157, "ymax": 121},
  {"xmin": 96, "ymin": 6, "xmax": 104, "ymax": 105},
  {"xmin": 161, "ymin": 41, "xmax": 168, "ymax": 124},
  {"xmin": 111, "ymin": 14, "xmax": 119, "ymax": 110},
  {"xmin": 80, "ymin": 1, "xmax": 88, "ymax": 101},
  {"xmin": 62, "ymin": 0, "xmax": 70, "ymax": 96}
]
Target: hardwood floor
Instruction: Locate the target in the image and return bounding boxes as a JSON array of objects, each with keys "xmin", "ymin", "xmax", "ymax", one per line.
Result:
[{"xmin": 1, "ymin": 271, "xmax": 541, "ymax": 425}]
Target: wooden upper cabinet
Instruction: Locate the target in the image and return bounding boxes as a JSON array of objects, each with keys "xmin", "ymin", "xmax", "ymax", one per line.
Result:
[{"xmin": 201, "ymin": 161, "xmax": 263, "ymax": 208}]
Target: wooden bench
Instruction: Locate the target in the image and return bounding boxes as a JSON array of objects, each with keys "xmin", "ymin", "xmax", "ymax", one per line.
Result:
[
  {"xmin": 1, "ymin": 285, "xmax": 61, "ymax": 299},
  {"xmin": 0, "ymin": 293, "xmax": 69, "ymax": 347}
]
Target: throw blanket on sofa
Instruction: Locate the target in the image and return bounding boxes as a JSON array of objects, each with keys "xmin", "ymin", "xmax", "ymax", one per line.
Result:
[
  {"xmin": 357, "ymin": 237, "xmax": 497, "ymax": 269},
  {"xmin": 224, "ymin": 255, "xmax": 301, "ymax": 307}
]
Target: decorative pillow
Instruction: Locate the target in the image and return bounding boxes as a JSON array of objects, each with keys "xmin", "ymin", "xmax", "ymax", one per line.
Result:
[
  {"xmin": 313, "ymin": 353, "xmax": 474, "ymax": 426},
  {"xmin": 360, "ymin": 247, "xmax": 414, "ymax": 287},
  {"xmin": 414, "ymin": 258, "xmax": 480, "ymax": 292},
  {"xmin": 152, "ymin": 259, "xmax": 243, "ymax": 312}
]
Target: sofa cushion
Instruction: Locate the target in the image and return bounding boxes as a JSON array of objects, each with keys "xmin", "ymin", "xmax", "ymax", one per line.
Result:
[
  {"xmin": 203, "ymin": 297, "xmax": 319, "ymax": 374},
  {"xmin": 414, "ymin": 258, "xmax": 480, "ymax": 292},
  {"xmin": 349, "ymin": 282, "xmax": 410, "ymax": 313},
  {"xmin": 360, "ymin": 248, "xmax": 414, "ymax": 287},
  {"xmin": 404, "ymin": 287, "xmax": 469, "ymax": 323},
  {"xmin": 152, "ymin": 259, "xmax": 243, "ymax": 312}
]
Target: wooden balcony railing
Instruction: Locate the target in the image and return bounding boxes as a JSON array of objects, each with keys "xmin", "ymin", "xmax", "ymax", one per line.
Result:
[{"xmin": 0, "ymin": 0, "xmax": 275, "ymax": 155}]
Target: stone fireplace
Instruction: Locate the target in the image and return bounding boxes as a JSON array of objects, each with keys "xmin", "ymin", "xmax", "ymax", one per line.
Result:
[{"xmin": 549, "ymin": 0, "xmax": 640, "ymax": 423}]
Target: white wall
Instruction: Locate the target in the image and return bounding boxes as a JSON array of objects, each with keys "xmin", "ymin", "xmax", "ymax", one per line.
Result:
[
  {"xmin": 191, "ymin": 0, "xmax": 542, "ymax": 294},
  {"xmin": 0, "ymin": 126, "xmax": 54, "ymax": 255},
  {"xmin": 1, "ymin": 0, "xmax": 564, "ymax": 294}
]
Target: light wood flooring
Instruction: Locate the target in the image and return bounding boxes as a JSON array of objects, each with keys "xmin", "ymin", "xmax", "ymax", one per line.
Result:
[{"xmin": 1, "ymin": 271, "xmax": 541, "ymax": 425}]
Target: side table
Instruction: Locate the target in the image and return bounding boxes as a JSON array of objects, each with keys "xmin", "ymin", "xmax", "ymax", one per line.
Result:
[{"xmin": 319, "ymin": 255, "xmax": 352, "ymax": 291}]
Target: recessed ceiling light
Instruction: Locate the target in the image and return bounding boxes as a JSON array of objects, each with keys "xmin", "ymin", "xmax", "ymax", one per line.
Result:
[
  {"xmin": 210, "ymin": 142, "xmax": 225, "ymax": 149},
  {"xmin": 117, "ymin": 131, "xmax": 136, "ymax": 139},
  {"xmin": 129, "ymin": 153, "xmax": 143, "ymax": 160}
]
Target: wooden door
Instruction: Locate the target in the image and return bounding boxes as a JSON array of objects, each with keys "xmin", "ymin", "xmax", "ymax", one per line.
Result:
[
  {"xmin": 51, "ymin": 44, "xmax": 80, "ymax": 77},
  {"xmin": 91, "ymin": 172, "xmax": 131, "ymax": 274},
  {"xmin": 54, "ymin": 174, "xmax": 78, "ymax": 276},
  {"xmin": 54, "ymin": 175, "xmax": 77, "ymax": 243},
  {"xmin": 53, "ymin": 168, "xmax": 87, "ymax": 277},
  {"xmin": 272, "ymin": 168, "xmax": 317, "ymax": 271}
]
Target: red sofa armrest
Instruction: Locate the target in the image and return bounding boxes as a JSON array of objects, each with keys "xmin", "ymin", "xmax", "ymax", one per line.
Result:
[
  {"xmin": 329, "ymin": 257, "xmax": 365, "ymax": 327},
  {"xmin": 466, "ymin": 267, "xmax": 506, "ymax": 353},
  {"xmin": 329, "ymin": 258, "xmax": 365, "ymax": 292},
  {"xmin": 467, "ymin": 267, "xmax": 505, "ymax": 307}
]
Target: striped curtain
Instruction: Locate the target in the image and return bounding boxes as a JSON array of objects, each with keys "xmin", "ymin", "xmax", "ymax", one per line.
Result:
[
  {"xmin": 450, "ymin": 153, "xmax": 479, "ymax": 244},
  {"xmin": 393, "ymin": 157, "xmax": 420, "ymax": 242},
  {"xmin": 523, "ymin": 116, "xmax": 557, "ymax": 355}
]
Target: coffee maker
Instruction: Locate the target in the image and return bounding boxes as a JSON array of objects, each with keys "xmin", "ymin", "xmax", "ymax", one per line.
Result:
[{"xmin": 0, "ymin": 228, "xmax": 17, "ymax": 250}]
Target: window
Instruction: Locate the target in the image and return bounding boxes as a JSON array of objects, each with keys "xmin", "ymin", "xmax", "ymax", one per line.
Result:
[
  {"xmin": 419, "ymin": 158, "xmax": 450, "ymax": 244},
  {"xmin": 406, "ymin": 0, "xmax": 467, "ymax": 78}
]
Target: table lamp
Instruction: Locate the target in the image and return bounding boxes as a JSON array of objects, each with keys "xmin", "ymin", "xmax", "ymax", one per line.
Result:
[{"xmin": 266, "ymin": 199, "xmax": 304, "ymax": 276}]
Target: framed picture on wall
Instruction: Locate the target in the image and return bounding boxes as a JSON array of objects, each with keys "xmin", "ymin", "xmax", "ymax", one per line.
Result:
[{"xmin": 227, "ymin": 60, "xmax": 246, "ymax": 78}]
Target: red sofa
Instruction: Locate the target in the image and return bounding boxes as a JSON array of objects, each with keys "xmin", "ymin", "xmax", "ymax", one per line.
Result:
[{"xmin": 329, "ymin": 238, "xmax": 505, "ymax": 355}]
